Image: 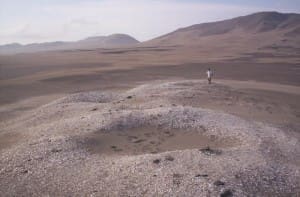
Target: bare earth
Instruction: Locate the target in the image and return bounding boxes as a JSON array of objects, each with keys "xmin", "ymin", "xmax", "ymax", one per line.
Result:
[{"xmin": 0, "ymin": 46, "xmax": 300, "ymax": 196}]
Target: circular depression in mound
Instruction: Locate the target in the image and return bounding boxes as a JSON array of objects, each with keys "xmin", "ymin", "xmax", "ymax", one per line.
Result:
[{"xmin": 82, "ymin": 127, "xmax": 240, "ymax": 156}]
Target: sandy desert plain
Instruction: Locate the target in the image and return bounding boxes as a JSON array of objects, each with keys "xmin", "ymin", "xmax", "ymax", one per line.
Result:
[{"xmin": 0, "ymin": 12, "xmax": 300, "ymax": 196}]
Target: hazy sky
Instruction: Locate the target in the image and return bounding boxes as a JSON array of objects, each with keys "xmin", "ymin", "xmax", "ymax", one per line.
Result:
[{"xmin": 1, "ymin": 0, "xmax": 299, "ymax": 44}]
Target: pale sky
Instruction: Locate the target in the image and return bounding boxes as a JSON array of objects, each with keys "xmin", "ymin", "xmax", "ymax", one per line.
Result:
[{"xmin": 0, "ymin": 0, "xmax": 299, "ymax": 45}]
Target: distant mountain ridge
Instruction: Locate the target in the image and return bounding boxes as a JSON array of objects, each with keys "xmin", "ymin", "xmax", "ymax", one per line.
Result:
[
  {"xmin": 176, "ymin": 12, "xmax": 299, "ymax": 35},
  {"xmin": 0, "ymin": 34, "xmax": 140, "ymax": 54},
  {"xmin": 145, "ymin": 11, "xmax": 300, "ymax": 47}
]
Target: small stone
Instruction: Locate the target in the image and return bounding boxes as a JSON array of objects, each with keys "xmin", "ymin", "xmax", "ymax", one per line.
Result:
[
  {"xmin": 165, "ymin": 155, "xmax": 174, "ymax": 161},
  {"xmin": 51, "ymin": 148, "xmax": 62, "ymax": 153},
  {"xmin": 200, "ymin": 146, "xmax": 222, "ymax": 155},
  {"xmin": 111, "ymin": 145, "xmax": 117, "ymax": 149},
  {"xmin": 133, "ymin": 139, "xmax": 145, "ymax": 143},
  {"xmin": 22, "ymin": 170, "xmax": 28, "ymax": 174},
  {"xmin": 127, "ymin": 96, "xmax": 132, "ymax": 99},
  {"xmin": 214, "ymin": 180, "xmax": 225, "ymax": 186},
  {"xmin": 220, "ymin": 189, "xmax": 233, "ymax": 197},
  {"xmin": 153, "ymin": 159, "xmax": 160, "ymax": 164}
]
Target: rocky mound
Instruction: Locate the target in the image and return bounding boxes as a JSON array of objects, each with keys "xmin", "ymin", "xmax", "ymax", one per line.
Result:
[{"xmin": 0, "ymin": 80, "xmax": 299, "ymax": 196}]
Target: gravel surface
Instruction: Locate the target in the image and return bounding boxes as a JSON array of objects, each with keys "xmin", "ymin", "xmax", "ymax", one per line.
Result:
[{"xmin": 0, "ymin": 80, "xmax": 299, "ymax": 196}]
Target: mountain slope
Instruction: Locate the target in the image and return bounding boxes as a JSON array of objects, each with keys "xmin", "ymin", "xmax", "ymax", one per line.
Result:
[
  {"xmin": 145, "ymin": 12, "xmax": 300, "ymax": 48},
  {"xmin": 0, "ymin": 34, "xmax": 140, "ymax": 54}
]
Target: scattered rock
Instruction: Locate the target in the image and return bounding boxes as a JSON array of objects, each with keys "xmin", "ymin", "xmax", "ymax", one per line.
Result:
[
  {"xmin": 200, "ymin": 146, "xmax": 222, "ymax": 155},
  {"xmin": 220, "ymin": 189, "xmax": 233, "ymax": 197},
  {"xmin": 214, "ymin": 180, "xmax": 225, "ymax": 186},
  {"xmin": 153, "ymin": 159, "xmax": 160, "ymax": 164}
]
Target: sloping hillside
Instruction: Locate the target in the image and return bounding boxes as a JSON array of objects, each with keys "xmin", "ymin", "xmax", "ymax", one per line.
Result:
[
  {"xmin": 145, "ymin": 12, "xmax": 300, "ymax": 49},
  {"xmin": 0, "ymin": 34, "xmax": 140, "ymax": 54}
]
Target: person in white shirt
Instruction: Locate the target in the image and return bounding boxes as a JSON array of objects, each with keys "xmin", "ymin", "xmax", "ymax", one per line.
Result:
[{"xmin": 206, "ymin": 68, "xmax": 213, "ymax": 84}]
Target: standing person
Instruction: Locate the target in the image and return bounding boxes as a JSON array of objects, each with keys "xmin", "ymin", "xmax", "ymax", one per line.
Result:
[{"xmin": 206, "ymin": 68, "xmax": 213, "ymax": 84}]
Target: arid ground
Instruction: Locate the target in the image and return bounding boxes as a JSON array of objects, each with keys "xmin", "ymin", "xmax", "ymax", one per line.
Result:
[{"xmin": 0, "ymin": 44, "xmax": 299, "ymax": 196}]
